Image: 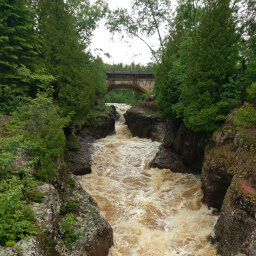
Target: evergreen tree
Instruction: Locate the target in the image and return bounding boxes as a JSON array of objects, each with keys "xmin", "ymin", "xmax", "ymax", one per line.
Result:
[
  {"xmin": 0, "ymin": 0, "xmax": 42, "ymax": 114},
  {"xmin": 155, "ymin": 0, "xmax": 200, "ymax": 119},
  {"xmin": 37, "ymin": 0, "xmax": 100, "ymax": 120},
  {"xmin": 181, "ymin": 0, "xmax": 239, "ymax": 132}
]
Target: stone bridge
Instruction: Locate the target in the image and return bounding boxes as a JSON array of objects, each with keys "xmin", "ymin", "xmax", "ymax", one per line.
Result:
[{"xmin": 106, "ymin": 71, "xmax": 155, "ymax": 94}]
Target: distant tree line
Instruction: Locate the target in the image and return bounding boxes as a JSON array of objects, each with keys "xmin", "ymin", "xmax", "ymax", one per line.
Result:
[{"xmin": 106, "ymin": 62, "xmax": 156, "ymax": 72}]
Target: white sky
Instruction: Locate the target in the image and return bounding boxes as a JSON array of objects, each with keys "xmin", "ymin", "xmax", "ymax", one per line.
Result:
[{"xmin": 90, "ymin": 0, "xmax": 160, "ymax": 65}]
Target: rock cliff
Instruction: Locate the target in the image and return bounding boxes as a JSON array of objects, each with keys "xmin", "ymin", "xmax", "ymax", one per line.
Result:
[
  {"xmin": 124, "ymin": 107, "xmax": 209, "ymax": 174},
  {"xmin": 124, "ymin": 107, "xmax": 166, "ymax": 143},
  {"xmin": 64, "ymin": 108, "xmax": 115, "ymax": 175},
  {"xmin": 202, "ymin": 112, "xmax": 256, "ymax": 255}
]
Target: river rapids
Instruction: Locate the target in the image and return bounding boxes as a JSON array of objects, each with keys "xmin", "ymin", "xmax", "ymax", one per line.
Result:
[{"xmin": 79, "ymin": 104, "xmax": 218, "ymax": 256}]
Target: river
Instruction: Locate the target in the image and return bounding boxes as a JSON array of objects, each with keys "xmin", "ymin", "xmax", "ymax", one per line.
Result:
[{"xmin": 79, "ymin": 104, "xmax": 218, "ymax": 256}]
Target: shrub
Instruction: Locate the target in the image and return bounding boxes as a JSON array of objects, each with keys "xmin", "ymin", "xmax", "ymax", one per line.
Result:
[
  {"xmin": 8, "ymin": 91, "xmax": 70, "ymax": 182},
  {"xmin": 60, "ymin": 213, "xmax": 84, "ymax": 246},
  {"xmin": 233, "ymin": 103, "xmax": 256, "ymax": 128},
  {"xmin": 0, "ymin": 177, "xmax": 37, "ymax": 247},
  {"xmin": 247, "ymin": 82, "xmax": 256, "ymax": 101}
]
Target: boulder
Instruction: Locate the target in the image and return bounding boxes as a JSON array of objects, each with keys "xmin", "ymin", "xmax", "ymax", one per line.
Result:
[
  {"xmin": 55, "ymin": 185, "xmax": 113, "ymax": 256},
  {"xmin": 65, "ymin": 109, "xmax": 115, "ymax": 175},
  {"xmin": 140, "ymin": 95, "xmax": 158, "ymax": 111},
  {"xmin": 0, "ymin": 237, "xmax": 42, "ymax": 256},
  {"xmin": 163, "ymin": 121, "xmax": 209, "ymax": 171},
  {"xmin": 31, "ymin": 183, "xmax": 61, "ymax": 236},
  {"xmin": 151, "ymin": 146, "xmax": 185, "ymax": 173},
  {"xmin": 124, "ymin": 107, "xmax": 166, "ymax": 142},
  {"xmin": 14, "ymin": 237, "xmax": 43, "ymax": 256},
  {"xmin": 212, "ymin": 178, "xmax": 256, "ymax": 256},
  {"xmin": 201, "ymin": 120, "xmax": 256, "ymax": 210}
]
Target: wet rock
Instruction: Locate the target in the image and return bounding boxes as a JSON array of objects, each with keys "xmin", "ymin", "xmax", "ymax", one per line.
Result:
[
  {"xmin": 124, "ymin": 107, "xmax": 165, "ymax": 142},
  {"xmin": 163, "ymin": 121, "xmax": 209, "ymax": 171},
  {"xmin": 31, "ymin": 183, "xmax": 61, "ymax": 236},
  {"xmin": 55, "ymin": 185, "xmax": 113, "ymax": 256},
  {"xmin": 151, "ymin": 120, "xmax": 209, "ymax": 174},
  {"xmin": 151, "ymin": 146, "xmax": 186, "ymax": 173},
  {"xmin": 65, "ymin": 110, "xmax": 115, "ymax": 175},
  {"xmin": 212, "ymin": 178, "xmax": 256, "ymax": 256},
  {"xmin": 65, "ymin": 135, "xmax": 94, "ymax": 175},
  {"xmin": 110, "ymin": 105, "xmax": 120, "ymax": 120},
  {"xmin": 140, "ymin": 95, "xmax": 158, "ymax": 111}
]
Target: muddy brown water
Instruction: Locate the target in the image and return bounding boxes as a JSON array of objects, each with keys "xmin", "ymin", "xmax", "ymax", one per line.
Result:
[{"xmin": 79, "ymin": 104, "xmax": 218, "ymax": 256}]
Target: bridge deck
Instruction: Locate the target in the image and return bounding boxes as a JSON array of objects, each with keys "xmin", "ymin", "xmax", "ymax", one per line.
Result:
[{"xmin": 106, "ymin": 71, "xmax": 154, "ymax": 80}]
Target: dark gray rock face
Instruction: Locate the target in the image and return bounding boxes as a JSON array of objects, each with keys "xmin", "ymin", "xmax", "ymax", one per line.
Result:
[
  {"xmin": 151, "ymin": 120, "xmax": 209, "ymax": 174},
  {"xmin": 55, "ymin": 183, "xmax": 113, "ymax": 256},
  {"xmin": 140, "ymin": 95, "xmax": 158, "ymax": 111},
  {"xmin": 212, "ymin": 178, "xmax": 256, "ymax": 256},
  {"xmin": 65, "ymin": 110, "xmax": 115, "ymax": 175},
  {"xmin": 151, "ymin": 146, "xmax": 184, "ymax": 173},
  {"xmin": 163, "ymin": 121, "xmax": 209, "ymax": 171},
  {"xmin": 124, "ymin": 108, "xmax": 166, "ymax": 143},
  {"xmin": 124, "ymin": 108, "xmax": 208, "ymax": 173}
]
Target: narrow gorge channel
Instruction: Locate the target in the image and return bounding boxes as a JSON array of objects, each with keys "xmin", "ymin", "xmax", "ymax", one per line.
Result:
[{"xmin": 79, "ymin": 104, "xmax": 218, "ymax": 256}]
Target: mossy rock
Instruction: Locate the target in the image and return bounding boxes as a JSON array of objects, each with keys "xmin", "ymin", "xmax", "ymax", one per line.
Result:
[{"xmin": 66, "ymin": 135, "xmax": 81, "ymax": 150}]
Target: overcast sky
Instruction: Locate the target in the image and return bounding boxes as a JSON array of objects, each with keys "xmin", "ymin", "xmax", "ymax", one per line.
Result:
[{"xmin": 90, "ymin": 0, "xmax": 160, "ymax": 65}]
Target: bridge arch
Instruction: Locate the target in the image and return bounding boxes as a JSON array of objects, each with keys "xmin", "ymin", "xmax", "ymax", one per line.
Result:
[
  {"xmin": 105, "ymin": 71, "xmax": 155, "ymax": 95},
  {"xmin": 107, "ymin": 82, "xmax": 147, "ymax": 95}
]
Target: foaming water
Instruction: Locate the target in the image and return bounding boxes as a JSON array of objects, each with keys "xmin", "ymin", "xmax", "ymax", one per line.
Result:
[{"xmin": 79, "ymin": 103, "xmax": 218, "ymax": 256}]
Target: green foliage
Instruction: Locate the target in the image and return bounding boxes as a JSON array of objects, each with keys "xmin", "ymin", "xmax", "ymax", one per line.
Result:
[
  {"xmin": 107, "ymin": 62, "xmax": 156, "ymax": 72},
  {"xmin": 156, "ymin": 0, "xmax": 240, "ymax": 133},
  {"xmin": 37, "ymin": 0, "xmax": 106, "ymax": 121},
  {"xmin": 0, "ymin": 0, "xmax": 47, "ymax": 114},
  {"xmin": 104, "ymin": 89, "xmax": 140, "ymax": 105},
  {"xmin": 0, "ymin": 177, "xmax": 37, "ymax": 247},
  {"xmin": 93, "ymin": 106, "xmax": 108, "ymax": 112},
  {"xmin": 106, "ymin": 0, "xmax": 172, "ymax": 62},
  {"xmin": 66, "ymin": 0, "xmax": 108, "ymax": 46},
  {"xmin": 8, "ymin": 91, "xmax": 70, "ymax": 182},
  {"xmin": 60, "ymin": 213, "xmax": 84, "ymax": 246},
  {"xmin": 233, "ymin": 103, "xmax": 256, "ymax": 128},
  {"xmin": 155, "ymin": 0, "xmax": 200, "ymax": 120},
  {"xmin": 182, "ymin": 0, "xmax": 239, "ymax": 132},
  {"xmin": 247, "ymin": 82, "xmax": 256, "ymax": 101},
  {"xmin": 60, "ymin": 199, "xmax": 78, "ymax": 215},
  {"xmin": 218, "ymin": 75, "xmax": 243, "ymax": 112}
]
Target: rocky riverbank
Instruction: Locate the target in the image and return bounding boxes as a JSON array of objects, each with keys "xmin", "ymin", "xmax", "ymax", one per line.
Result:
[
  {"xmin": 124, "ymin": 107, "xmax": 209, "ymax": 174},
  {"xmin": 202, "ymin": 112, "xmax": 256, "ymax": 256},
  {"xmin": 0, "ymin": 106, "xmax": 116, "ymax": 256},
  {"xmin": 124, "ymin": 103, "xmax": 256, "ymax": 256}
]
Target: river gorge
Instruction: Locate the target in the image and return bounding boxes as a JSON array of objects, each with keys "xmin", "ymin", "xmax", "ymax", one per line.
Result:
[{"xmin": 79, "ymin": 104, "xmax": 218, "ymax": 256}]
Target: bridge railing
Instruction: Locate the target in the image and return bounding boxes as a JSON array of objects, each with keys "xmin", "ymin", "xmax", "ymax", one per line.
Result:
[{"xmin": 105, "ymin": 71, "xmax": 154, "ymax": 80}]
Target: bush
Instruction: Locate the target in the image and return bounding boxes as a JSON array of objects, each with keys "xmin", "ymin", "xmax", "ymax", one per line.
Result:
[
  {"xmin": 8, "ymin": 91, "xmax": 70, "ymax": 182},
  {"xmin": 247, "ymin": 82, "xmax": 256, "ymax": 101},
  {"xmin": 0, "ymin": 177, "xmax": 37, "ymax": 247},
  {"xmin": 233, "ymin": 103, "xmax": 256, "ymax": 128},
  {"xmin": 60, "ymin": 213, "xmax": 84, "ymax": 246}
]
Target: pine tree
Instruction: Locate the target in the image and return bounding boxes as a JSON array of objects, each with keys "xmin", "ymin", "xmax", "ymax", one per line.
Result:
[
  {"xmin": 155, "ymin": 0, "xmax": 200, "ymax": 119},
  {"xmin": 181, "ymin": 0, "xmax": 239, "ymax": 132},
  {"xmin": 37, "ymin": 0, "xmax": 98, "ymax": 120},
  {"xmin": 0, "ymin": 0, "xmax": 42, "ymax": 114}
]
